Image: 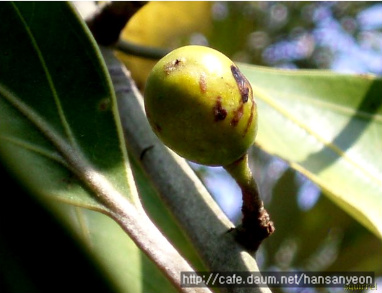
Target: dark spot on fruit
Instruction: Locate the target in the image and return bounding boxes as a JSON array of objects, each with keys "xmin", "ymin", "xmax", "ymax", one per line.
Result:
[
  {"xmin": 229, "ymin": 65, "xmax": 255, "ymax": 130},
  {"xmin": 231, "ymin": 104, "xmax": 244, "ymax": 126},
  {"xmin": 241, "ymin": 87, "xmax": 249, "ymax": 103},
  {"xmin": 231, "ymin": 65, "xmax": 252, "ymax": 103},
  {"xmin": 164, "ymin": 58, "xmax": 185, "ymax": 75},
  {"xmin": 243, "ymin": 99, "xmax": 255, "ymax": 136},
  {"xmin": 213, "ymin": 96, "xmax": 227, "ymax": 121},
  {"xmin": 199, "ymin": 73, "xmax": 207, "ymax": 93},
  {"xmin": 154, "ymin": 123, "xmax": 162, "ymax": 133}
]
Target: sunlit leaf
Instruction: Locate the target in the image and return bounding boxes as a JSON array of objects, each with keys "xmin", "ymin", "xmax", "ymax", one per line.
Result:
[{"xmin": 240, "ymin": 64, "xmax": 382, "ymax": 239}]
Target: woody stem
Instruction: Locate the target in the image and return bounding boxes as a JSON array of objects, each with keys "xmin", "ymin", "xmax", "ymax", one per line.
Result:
[{"xmin": 224, "ymin": 154, "xmax": 275, "ymax": 252}]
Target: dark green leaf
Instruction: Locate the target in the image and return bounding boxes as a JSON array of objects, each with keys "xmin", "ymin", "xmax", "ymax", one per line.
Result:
[
  {"xmin": 0, "ymin": 3, "xmax": 179, "ymax": 292},
  {"xmin": 0, "ymin": 2, "xmax": 133, "ymax": 209}
]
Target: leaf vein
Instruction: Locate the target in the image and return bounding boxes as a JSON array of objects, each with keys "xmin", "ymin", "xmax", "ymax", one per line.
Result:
[
  {"xmin": 277, "ymin": 92, "xmax": 382, "ymax": 123},
  {"xmin": 0, "ymin": 134, "xmax": 67, "ymax": 167},
  {"xmin": 253, "ymin": 86, "xmax": 382, "ymax": 187},
  {"xmin": 11, "ymin": 2, "xmax": 77, "ymax": 146}
]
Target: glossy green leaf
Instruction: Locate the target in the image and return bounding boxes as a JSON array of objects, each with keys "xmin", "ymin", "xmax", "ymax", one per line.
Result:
[
  {"xmin": 0, "ymin": 2, "xmax": 134, "ymax": 209},
  {"xmin": 240, "ymin": 64, "xmax": 382, "ymax": 239},
  {"xmin": 0, "ymin": 3, "xmax": 179, "ymax": 293}
]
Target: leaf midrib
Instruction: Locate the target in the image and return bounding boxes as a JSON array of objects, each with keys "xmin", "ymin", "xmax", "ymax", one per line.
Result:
[
  {"xmin": 0, "ymin": 83, "xmax": 134, "ymax": 216},
  {"xmin": 11, "ymin": 2, "xmax": 77, "ymax": 147},
  {"xmin": 0, "ymin": 134, "xmax": 66, "ymax": 166}
]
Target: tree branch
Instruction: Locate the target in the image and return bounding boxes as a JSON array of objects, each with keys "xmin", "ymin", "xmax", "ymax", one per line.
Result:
[{"xmin": 101, "ymin": 47, "xmax": 273, "ymax": 293}]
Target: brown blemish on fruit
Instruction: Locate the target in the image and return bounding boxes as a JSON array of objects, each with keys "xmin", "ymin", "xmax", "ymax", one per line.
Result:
[
  {"xmin": 243, "ymin": 99, "xmax": 255, "ymax": 136},
  {"xmin": 199, "ymin": 73, "xmax": 207, "ymax": 93},
  {"xmin": 213, "ymin": 96, "xmax": 227, "ymax": 121},
  {"xmin": 229, "ymin": 65, "xmax": 256, "ymax": 134},
  {"xmin": 231, "ymin": 65, "xmax": 251, "ymax": 103},
  {"xmin": 154, "ymin": 123, "xmax": 162, "ymax": 133},
  {"xmin": 164, "ymin": 58, "xmax": 185, "ymax": 75},
  {"xmin": 231, "ymin": 104, "xmax": 244, "ymax": 126}
]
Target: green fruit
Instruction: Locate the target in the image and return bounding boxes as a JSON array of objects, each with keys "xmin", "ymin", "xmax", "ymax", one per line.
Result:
[{"xmin": 144, "ymin": 45, "xmax": 257, "ymax": 166}]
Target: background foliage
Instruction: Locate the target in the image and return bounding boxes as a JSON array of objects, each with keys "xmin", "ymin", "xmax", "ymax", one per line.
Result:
[
  {"xmin": 1, "ymin": 2, "xmax": 381, "ymax": 293},
  {"xmin": 119, "ymin": 2, "xmax": 382, "ymax": 292}
]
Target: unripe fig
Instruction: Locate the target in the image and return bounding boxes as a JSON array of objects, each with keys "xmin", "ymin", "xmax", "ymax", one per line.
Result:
[
  {"xmin": 144, "ymin": 45, "xmax": 257, "ymax": 166},
  {"xmin": 144, "ymin": 45, "xmax": 274, "ymax": 250}
]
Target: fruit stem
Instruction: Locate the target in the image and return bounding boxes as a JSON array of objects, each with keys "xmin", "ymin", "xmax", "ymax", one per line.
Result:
[{"xmin": 224, "ymin": 154, "xmax": 275, "ymax": 252}]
